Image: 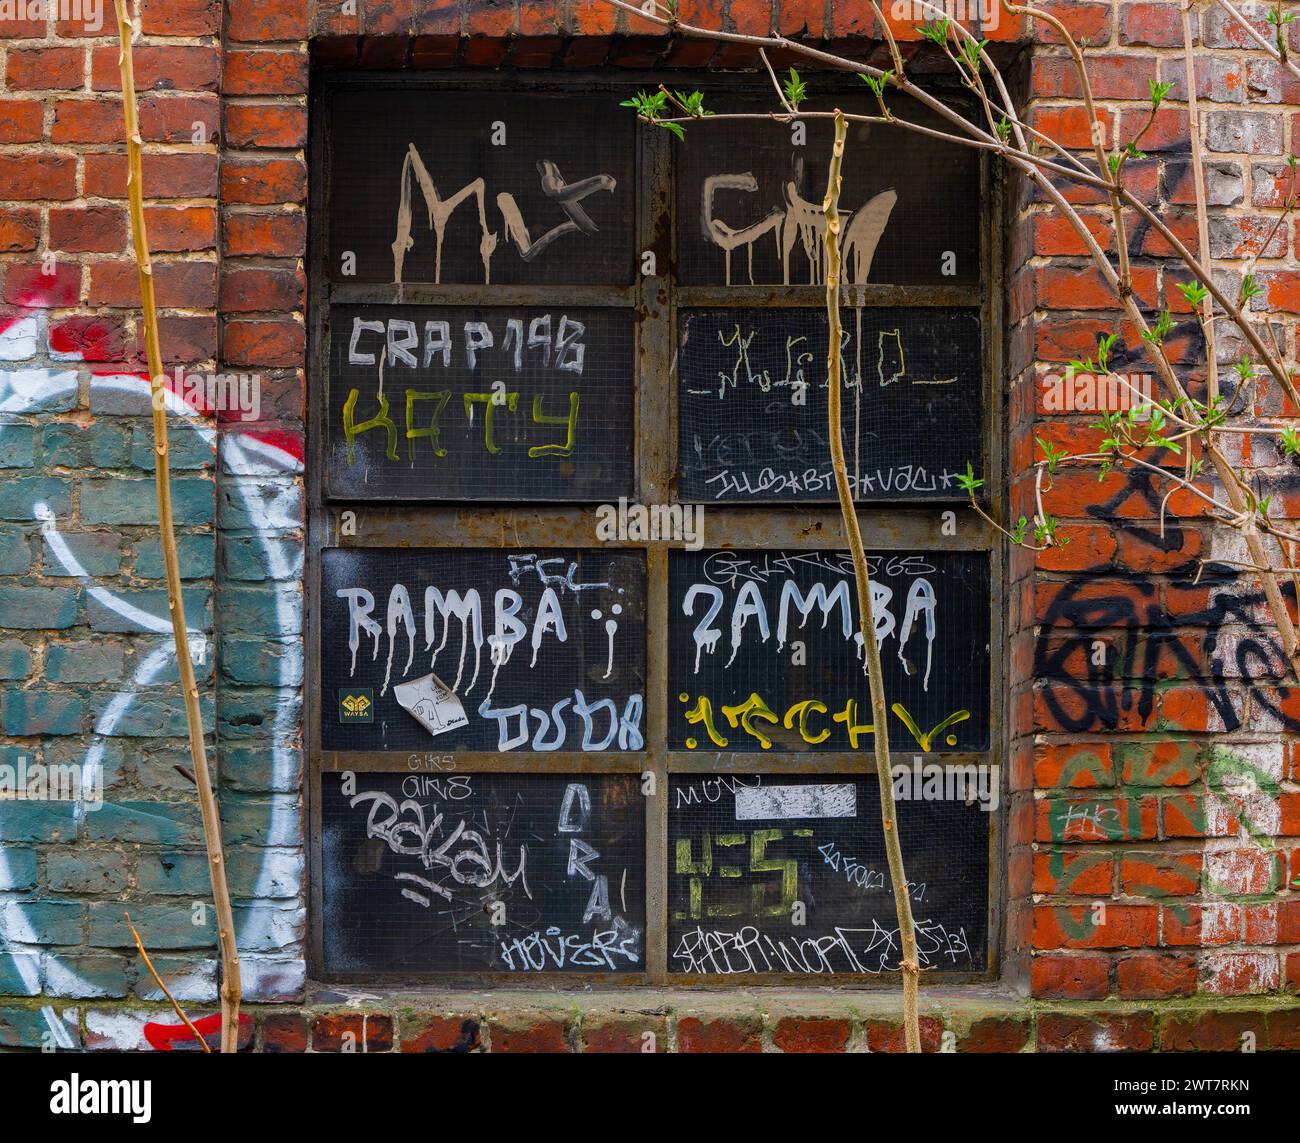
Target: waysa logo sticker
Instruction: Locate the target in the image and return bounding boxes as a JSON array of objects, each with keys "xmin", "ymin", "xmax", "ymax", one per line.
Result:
[{"xmin": 339, "ymin": 689, "xmax": 374, "ymax": 723}]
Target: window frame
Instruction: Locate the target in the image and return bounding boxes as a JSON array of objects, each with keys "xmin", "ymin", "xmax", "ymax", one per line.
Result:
[{"xmin": 306, "ymin": 68, "xmax": 1006, "ymax": 987}]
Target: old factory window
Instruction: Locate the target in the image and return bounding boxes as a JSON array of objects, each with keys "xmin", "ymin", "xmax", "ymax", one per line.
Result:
[{"xmin": 308, "ymin": 74, "xmax": 1001, "ymax": 984}]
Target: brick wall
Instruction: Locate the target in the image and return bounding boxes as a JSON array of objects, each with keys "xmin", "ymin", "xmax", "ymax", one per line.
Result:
[{"xmin": 0, "ymin": 0, "xmax": 1296, "ymax": 1051}]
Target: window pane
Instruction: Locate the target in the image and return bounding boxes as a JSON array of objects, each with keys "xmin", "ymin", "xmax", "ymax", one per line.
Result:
[
  {"xmin": 327, "ymin": 304, "xmax": 635, "ymax": 501},
  {"xmin": 324, "ymin": 771, "xmax": 646, "ymax": 973},
  {"xmin": 322, "ymin": 548, "xmax": 647, "ymax": 753},
  {"xmin": 668, "ymin": 549, "xmax": 991, "ymax": 752},
  {"xmin": 675, "ymin": 96, "xmax": 980, "ymax": 287},
  {"xmin": 328, "ymin": 89, "xmax": 636, "ymax": 286},
  {"xmin": 678, "ymin": 306, "xmax": 983, "ymax": 502},
  {"xmin": 668, "ymin": 774, "xmax": 990, "ymax": 976}
]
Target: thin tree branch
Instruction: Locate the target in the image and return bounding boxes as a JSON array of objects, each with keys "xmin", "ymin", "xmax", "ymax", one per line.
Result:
[
  {"xmin": 125, "ymin": 912, "xmax": 211, "ymax": 1054},
  {"xmin": 114, "ymin": 0, "xmax": 242, "ymax": 1054},
  {"xmin": 824, "ymin": 109, "xmax": 921, "ymax": 1052}
]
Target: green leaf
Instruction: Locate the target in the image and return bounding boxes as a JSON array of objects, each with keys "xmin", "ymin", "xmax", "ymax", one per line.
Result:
[
  {"xmin": 784, "ymin": 67, "xmax": 807, "ymax": 109},
  {"xmin": 1177, "ymin": 280, "xmax": 1210, "ymax": 307},
  {"xmin": 1036, "ymin": 435, "xmax": 1069, "ymax": 476},
  {"xmin": 955, "ymin": 460, "xmax": 985, "ymax": 494},
  {"xmin": 1141, "ymin": 309, "xmax": 1172, "ymax": 346},
  {"xmin": 960, "ymin": 38, "xmax": 989, "ymax": 69},
  {"xmin": 918, "ymin": 18, "xmax": 951, "ymax": 46},
  {"xmin": 860, "ymin": 70, "xmax": 894, "ymax": 99},
  {"xmin": 1281, "ymin": 426, "xmax": 1300, "ymax": 457},
  {"xmin": 1149, "ymin": 79, "xmax": 1173, "ymax": 110}
]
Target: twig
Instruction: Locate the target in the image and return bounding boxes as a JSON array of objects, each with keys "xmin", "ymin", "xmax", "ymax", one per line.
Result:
[
  {"xmin": 823, "ymin": 109, "xmax": 921, "ymax": 1053},
  {"xmin": 125, "ymin": 912, "xmax": 211, "ymax": 1054},
  {"xmin": 1213, "ymin": 0, "xmax": 1300, "ymax": 84},
  {"xmin": 114, "ymin": 0, "xmax": 242, "ymax": 1054}
]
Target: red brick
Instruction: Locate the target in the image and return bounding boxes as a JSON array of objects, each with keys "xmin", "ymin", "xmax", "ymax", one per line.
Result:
[
  {"xmin": 580, "ymin": 1016, "xmax": 666, "ymax": 1053},
  {"xmin": 1034, "ymin": 852, "xmax": 1114, "ymax": 896},
  {"xmin": 570, "ymin": 0, "xmax": 620, "ymax": 36},
  {"xmin": 1032, "ymin": 742, "xmax": 1114, "ymax": 789},
  {"xmin": 49, "ymin": 315, "xmax": 127, "ymax": 362},
  {"xmin": 863, "ymin": 1016, "xmax": 944, "ymax": 1053},
  {"xmin": 958, "ymin": 1016, "xmax": 1031, "ymax": 1053},
  {"xmin": 223, "ymin": 319, "xmax": 305, "ymax": 367},
  {"xmin": 772, "ymin": 1017, "xmax": 850, "ymax": 1054},
  {"xmin": 224, "ymin": 50, "xmax": 308, "ymax": 96},
  {"xmin": 227, "ymin": 0, "xmax": 310, "ymax": 40},
  {"xmin": 518, "ymin": 0, "xmax": 561, "ymax": 37},
  {"xmin": 0, "ymin": 5, "xmax": 44, "ymax": 35},
  {"xmin": 1038, "ymin": 1011, "xmax": 1154, "ymax": 1052},
  {"xmin": 1161, "ymin": 1010, "xmax": 1263, "ymax": 1051},
  {"xmin": 261, "ymin": 1013, "xmax": 307, "ymax": 1053},
  {"xmin": 310, "ymin": 1013, "xmax": 392, "ymax": 1052},
  {"xmin": 156, "ymin": 314, "xmax": 218, "ymax": 363},
  {"xmin": 84, "ymin": 152, "xmax": 218, "ymax": 199},
  {"xmin": 1116, "ymin": 953, "xmax": 1197, "ymax": 998},
  {"xmin": 411, "ymin": 0, "xmax": 458, "ymax": 36},
  {"xmin": 2, "ymin": 263, "xmax": 81, "ymax": 308},
  {"xmin": 1120, "ymin": 853, "xmax": 1202, "ymax": 897},
  {"xmin": 222, "ymin": 211, "xmax": 306, "ymax": 258},
  {"xmin": 1031, "ymin": 954, "xmax": 1110, "ymax": 999},
  {"xmin": 51, "ymin": 98, "xmax": 124, "ymax": 144},
  {"xmin": 49, "ymin": 207, "xmax": 127, "ymax": 254},
  {"xmin": 224, "ymin": 104, "xmax": 307, "ymax": 149},
  {"xmin": 0, "ymin": 99, "xmax": 44, "ymax": 143},
  {"xmin": 1035, "ymin": 797, "xmax": 1157, "ymax": 843},
  {"xmin": 221, "ymin": 158, "xmax": 307, "ymax": 205},
  {"xmin": 1119, "ymin": 2, "xmax": 1183, "ymax": 47},
  {"xmin": 1029, "ymin": 105, "xmax": 1113, "ymax": 152},
  {"xmin": 88, "ymin": 260, "xmax": 217, "ymax": 308},
  {"xmin": 400, "ymin": 1015, "xmax": 482, "ymax": 1053},
  {"xmin": 1279, "ymin": 899, "xmax": 1300, "ymax": 944},
  {"xmin": 1116, "ymin": 739, "xmax": 1202, "ymax": 787},
  {"xmin": 1035, "ymin": 1, "xmax": 1110, "ymax": 43},
  {"xmin": 219, "ymin": 267, "xmax": 304, "ymax": 312},
  {"xmin": 91, "ymin": 45, "xmax": 220, "ymax": 92},
  {"xmin": 144, "ymin": 206, "xmax": 217, "ymax": 253},
  {"xmin": 1033, "ymin": 263, "xmax": 1157, "ymax": 311},
  {"xmin": 0, "ymin": 209, "xmax": 40, "ymax": 253},
  {"xmin": 1266, "ymin": 1008, "xmax": 1300, "ymax": 1050},
  {"xmin": 141, "ymin": 0, "xmax": 220, "ymax": 35},
  {"xmin": 139, "ymin": 94, "xmax": 219, "ymax": 143},
  {"xmin": 1032, "ymin": 54, "xmax": 1158, "ymax": 101},
  {"xmin": 488, "ymin": 1015, "xmax": 570, "ymax": 1053},
  {"xmin": 6, "ymin": 47, "xmax": 84, "ymax": 91},
  {"xmin": 1032, "ymin": 213, "xmax": 1113, "ymax": 257},
  {"xmin": 677, "ymin": 1015, "xmax": 761, "ymax": 1053},
  {"xmin": 1034, "ymin": 903, "xmax": 1158, "ymax": 949},
  {"xmin": 0, "ymin": 154, "xmax": 77, "ymax": 201},
  {"xmin": 1201, "ymin": 951, "xmax": 1280, "ymax": 994}
]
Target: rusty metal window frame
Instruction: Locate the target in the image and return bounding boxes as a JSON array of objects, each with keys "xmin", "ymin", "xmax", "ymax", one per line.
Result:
[{"xmin": 306, "ymin": 69, "xmax": 1006, "ymax": 987}]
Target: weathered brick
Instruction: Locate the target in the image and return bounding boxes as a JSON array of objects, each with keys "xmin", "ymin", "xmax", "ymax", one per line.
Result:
[
  {"xmin": 772, "ymin": 1015, "xmax": 850, "ymax": 1053},
  {"xmin": 677, "ymin": 1014, "xmax": 761, "ymax": 1053},
  {"xmin": 488, "ymin": 1013, "xmax": 571, "ymax": 1053},
  {"xmin": 311, "ymin": 1012, "xmax": 393, "ymax": 1052},
  {"xmin": 1038, "ymin": 1011, "xmax": 1155, "ymax": 1052},
  {"xmin": 262, "ymin": 1012, "xmax": 308, "ymax": 1053},
  {"xmin": 401, "ymin": 1014, "xmax": 483, "ymax": 1053},
  {"xmin": 6, "ymin": 46, "xmax": 84, "ymax": 91},
  {"xmin": 0, "ymin": 585, "xmax": 81, "ymax": 630}
]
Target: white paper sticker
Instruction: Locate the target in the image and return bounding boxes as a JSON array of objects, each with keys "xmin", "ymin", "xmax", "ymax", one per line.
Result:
[
  {"xmin": 734, "ymin": 783, "xmax": 857, "ymax": 821},
  {"xmin": 393, "ymin": 672, "xmax": 468, "ymax": 738}
]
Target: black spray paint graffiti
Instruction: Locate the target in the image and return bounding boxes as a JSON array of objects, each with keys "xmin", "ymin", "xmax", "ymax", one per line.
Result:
[{"xmin": 1035, "ymin": 574, "xmax": 1295, "ymax": 734}]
